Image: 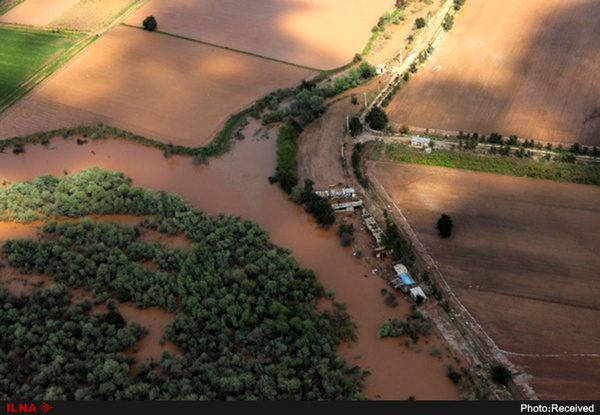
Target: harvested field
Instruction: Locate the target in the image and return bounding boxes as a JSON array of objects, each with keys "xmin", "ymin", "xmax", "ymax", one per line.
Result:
[
  {"xmin": 386, "ymin": 0, "xmax": 600, "ymax": 146},
  {"xmin": 0, "ymin": 25, "xmax": 313, "ymax": 147},
  {"xmin": 0, "ymin": 0, "xmax": 80, "ymax": 26},
  {"xmin": 368, "ymin": 160, "xmax": 600, "ymax": 400},
  {"xmin": 49, "ymin": 0, "xmax": 142, "ymax": 32},
  {"xmin": 125, "ymin": 0, "xmax": 396, "ymax": 70},
  {"xmin": 0, "ymin": 0, "xmax": 140, "ymax": 31}
]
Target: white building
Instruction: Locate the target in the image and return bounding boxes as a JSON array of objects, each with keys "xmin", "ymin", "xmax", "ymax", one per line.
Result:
[{"xmin": 410, "ymin": 136, "xmax": 431, "ymax": 147}]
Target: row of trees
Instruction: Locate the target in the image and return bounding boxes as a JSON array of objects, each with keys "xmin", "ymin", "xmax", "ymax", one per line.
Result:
[{"xmin": 0, "ymin": 168, "xmax": 367, "ymax": 400}]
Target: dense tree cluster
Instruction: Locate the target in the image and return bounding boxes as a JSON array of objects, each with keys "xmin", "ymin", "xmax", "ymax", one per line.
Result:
[
  {"xmin": 365, "ymin": 106, "xmax": 388, "ymax": 131},
  {"xmin": 272, "ymin": 124, "xmax": 300, "ymax": 194},
  {"xmin": 0, "ymin": 168, "xmax": 367, "ymax": 400}
]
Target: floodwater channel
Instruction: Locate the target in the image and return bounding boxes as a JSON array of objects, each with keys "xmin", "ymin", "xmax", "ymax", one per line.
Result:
[{"xmin": 0, "ymin": 123, "xmax": 461, "ymax": 400}]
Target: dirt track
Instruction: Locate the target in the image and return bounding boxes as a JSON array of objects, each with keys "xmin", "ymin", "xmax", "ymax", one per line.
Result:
[
  {"xmin": 368, "ymin": 161, "xmax": 600, "ymax": 400},
  {"xmin": 386, "ymin": 0, "xmax": 600, "ymax": 146},
  {"xmin": 0, "ymin": 25, "xmax": 313, "ymax": 146}
]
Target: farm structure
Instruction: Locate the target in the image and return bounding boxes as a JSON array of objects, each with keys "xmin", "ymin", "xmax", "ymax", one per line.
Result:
[
  {"xmin": 389, "ymin": 263, "xmax": 415, "ymax": 293},
  {"xmin": 410, "ymin": 136, "xmax": 431, "ymax": 148},
  {"xmin": 361, "ymin": 210, "xmax": 389, "ymax": 258},
  {"xmin": 368, "ymin": 160, "xmax": 600, "ymax": 400},
  {"xmin": 315, "ymin": 187, "xmax": 356, "ymax": 200},
  {"xmin": 386, "ymin": 0, "xmax": 600, "ymax": 146}
]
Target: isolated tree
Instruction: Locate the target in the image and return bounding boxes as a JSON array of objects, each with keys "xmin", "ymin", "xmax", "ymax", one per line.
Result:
[
  {"xmin": 490, "ymin": 365, "xmax": 512, "ymax": 386},
  {"xmin": 366, "ymin": 106, "xmax": 388, "ymax": 130},
  {"xmin": 143, "ymin": 15, "xmax": 157, "ymax": 32},
  {"xmin": 349, "ymin": 116, "xmax": 363, "ymax": 137},
  {"xmin": 414, "ymin": 17, "xmax": 426, "ymax": 29},
  {"xmin": 436, "ymin": 214, "xmax": 453, "ymax": 237}
]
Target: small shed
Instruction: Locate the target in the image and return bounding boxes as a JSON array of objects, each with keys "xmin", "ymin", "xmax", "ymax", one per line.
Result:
[
  {"xmin": 375, "ymin": 64, "xmax": 386, "ymax": 75},
  {"xmin": 390, "ymin": 263, "xmax": 415, "ymax": 292},
  {"xmin": 341, "ymin": 187, "xmax": 356, "ymax": 198},
  {"xmin": 409, "ymin": 286, "xmax": 428, "ymax": 303},
  {"xmin": 410, "ymin": 136, "xmax": 431, "ymax": 147}
]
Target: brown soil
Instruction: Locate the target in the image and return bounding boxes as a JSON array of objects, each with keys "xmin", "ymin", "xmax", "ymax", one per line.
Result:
[
  {"xmin": 386, "ymin": 0, "xmax": 600, "ymax": 146},
  {"xmin": 125, "ymin": 0, "xmax": 396, "ymax": 70},
  {"xmin": 0, "ymin": 0, "xmax": 80, "ymax": 26},
  {"xmin": 0, "ymin": 25, "xmax": 313, "ymax": 146},
  {"xmin": 368, "ymin": 160, "xmax": 600, "ymax": 400}
]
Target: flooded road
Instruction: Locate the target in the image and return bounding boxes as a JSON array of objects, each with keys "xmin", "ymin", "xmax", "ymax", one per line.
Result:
[{"xmin": 0, "ymin": 123, "xmax": 461, "ymax": 399}]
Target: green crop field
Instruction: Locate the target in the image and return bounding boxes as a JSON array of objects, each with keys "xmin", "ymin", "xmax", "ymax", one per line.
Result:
[{"xmin": 0, "ymin": 27, "xmax": 86, "ymax": 109}]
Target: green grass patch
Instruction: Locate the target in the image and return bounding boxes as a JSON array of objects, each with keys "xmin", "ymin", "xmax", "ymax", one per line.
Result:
[
  {"xmin": 382, "ymin": 143, "xmax": 600, "ymax": 186},
  {"xmin": 0, "ymin": 27, "xmax": 89, "ymax": 111}
]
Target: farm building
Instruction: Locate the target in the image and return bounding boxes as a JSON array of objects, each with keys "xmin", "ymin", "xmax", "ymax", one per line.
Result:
[
  {"xmin": 390, "ymin": 263, "xmax": 416, "ymax": 293},
  {"xmin": 410, "ymin": 136, "xmax": 430, "ymax": 147},
  {"xmin": 409, "ymin": 286, "xmax": 427, "ymax": 303},
  {"xmin": 362, "ymin": 210, "xmax": 389, "ymax": 257},
  {"xmin": 315, "ymin": 187, "xmax": 356, "ymax": 200}
]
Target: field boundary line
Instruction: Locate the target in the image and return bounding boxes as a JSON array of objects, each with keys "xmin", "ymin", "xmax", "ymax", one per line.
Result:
[
  {"xmin": 120, "ymin": 23, "xmax": 322, "ymax": 72},
  {"xmin": 365, "ymin": 159, "xmax": 537, "ymax": 400}
]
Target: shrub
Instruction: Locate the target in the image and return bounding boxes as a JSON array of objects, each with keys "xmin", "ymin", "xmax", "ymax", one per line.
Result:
[
  {"xmin": 366, "ymin": 106, "xmax": 388, "ymax": 130},
  {"xmin": 442, "ymin": 14, "xmax": 454, "ymax": 31},
  {"xmin": 436, "ymin": 214, "xmax": 453, "ymax": 237},
  {"xmin": 349, "ymin": 116, "xmax": 363, "ymax": 137},
  {"xmin": 143, "ymin": 16, "xmax": 157, "ymax": 32},
  {"xmin": 490, "ymin": 365, "xmax": 512, "ymax": 386},
  {"xmin": 414, "ymin": 17, "xmax": 426, "ymax": 29},
  {"xmin": 142, "ymin": 16, "xmax": 158, "ymax": 32}
]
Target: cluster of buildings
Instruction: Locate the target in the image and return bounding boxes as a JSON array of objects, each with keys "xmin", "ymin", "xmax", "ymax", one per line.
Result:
[
  {"xmin": 362, "ymin": 209, "xmax": 428, "ymax": 303},
  {"xmin": 389, "ymin": 263, "xmax": 427, "ymax": 303},
  {"xmin": 315, "ymin": 187, "xmax": 363, "ymax": 212},
  {"xmin": 315, "ymin": 187, "xmax": 428, "ymax": 303}
]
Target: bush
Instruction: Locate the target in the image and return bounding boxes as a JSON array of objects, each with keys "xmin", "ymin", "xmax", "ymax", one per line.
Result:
[
  {"xmin": 366, "ymin": 106, "xmax": 388, "ymax": 130},
  {"xmin": 349, "ymin": 116, "xmax": 363, "ymax": 137},
  {"xmin": 442, "ymin": 14, "xmax": 454, "ymax": 31},
  {"xmin": 143, "ymin": 16, "xmax": 157, "ymax": 32},
  {"xmin": 414, "ymin": 17, "xmax": 426, "ymax": 29},
  {"xmin": 490, "ymin": 365, "xmax": 512, "ymax": 386},
  {"xmin": 436, "ymin": 214, "xmax": 453, "ymax": 238}
]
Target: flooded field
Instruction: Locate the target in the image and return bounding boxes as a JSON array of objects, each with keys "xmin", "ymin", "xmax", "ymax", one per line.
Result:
[{"xmin": 0, "ymin": 127, "xmax": 461, "ymax": 399}]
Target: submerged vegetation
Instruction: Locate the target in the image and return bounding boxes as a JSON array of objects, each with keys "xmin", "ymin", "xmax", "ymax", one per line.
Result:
[{"xmin": 0, "ymin": 168, "xmax": 367, "ymax": 400}]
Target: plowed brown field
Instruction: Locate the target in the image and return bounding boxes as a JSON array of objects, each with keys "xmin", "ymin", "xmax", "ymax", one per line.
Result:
[
  {"xmin": 368, "ymin": 160, "xmax": 600, "ymax": 400},
  {"xmin": 386, "ymin": 0, "xmax": 600, "ymax": 146},
  {"xmin": 125, "ymin": 0, "xmax": 396, "ymax": 69},
  {"xmin": 0, "ymin": 25, "xmax": 313, "ymax": 146}
]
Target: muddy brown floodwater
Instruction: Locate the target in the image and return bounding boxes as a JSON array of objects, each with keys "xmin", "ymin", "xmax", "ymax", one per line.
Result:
[{"xmin": 0, "ymin": 124, "xmax": 461, "ymax": 400}]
